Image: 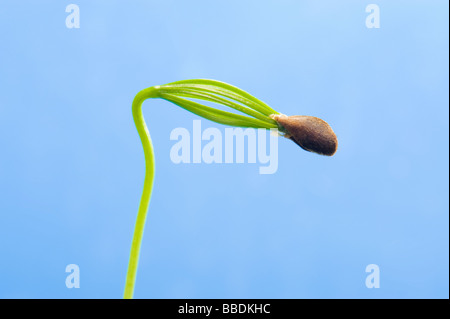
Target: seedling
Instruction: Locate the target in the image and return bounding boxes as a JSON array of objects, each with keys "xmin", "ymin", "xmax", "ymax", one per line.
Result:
[{"xmin": 124, "ymin": 79, "xmax": 338, "ymax": 298}]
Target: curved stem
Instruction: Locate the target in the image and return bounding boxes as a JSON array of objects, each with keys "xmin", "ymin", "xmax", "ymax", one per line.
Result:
[
  {"xmin": 123, "ymin": 81, "xmax": 278, "ymax": 298},
  {"xmin": 124, "ymin": 87, "xmax": 159, "ymax": 299}
]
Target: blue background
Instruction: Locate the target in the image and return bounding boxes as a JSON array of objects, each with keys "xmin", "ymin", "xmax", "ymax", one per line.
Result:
[{"xmin": 0, "ymin": 1, "xmax": 448, "ymax": 298}]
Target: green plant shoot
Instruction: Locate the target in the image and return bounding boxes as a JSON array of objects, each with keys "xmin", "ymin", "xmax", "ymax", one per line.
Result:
[{"xmin": 124, "ymin": 79, "xmax": 338, "ymax": 299}]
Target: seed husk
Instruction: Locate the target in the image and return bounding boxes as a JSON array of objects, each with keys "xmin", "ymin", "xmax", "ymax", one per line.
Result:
[{"xmin": 271, "ymin": 114, "xmax": 338, "ymax": 156}]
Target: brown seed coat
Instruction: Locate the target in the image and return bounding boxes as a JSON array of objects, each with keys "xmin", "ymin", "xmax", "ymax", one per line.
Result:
[{"xmin": 272, "ymin": 115, "xmax": 338, "ymax": 156}]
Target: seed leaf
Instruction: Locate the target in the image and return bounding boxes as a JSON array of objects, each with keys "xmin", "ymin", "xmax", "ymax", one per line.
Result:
[
  {"xmin": 159, "ymin": 93, "xmax": 277, "ymax": 129},
  {"xmin": 160, "ymin": 79, "xmax": 279, "ymax": 117}
]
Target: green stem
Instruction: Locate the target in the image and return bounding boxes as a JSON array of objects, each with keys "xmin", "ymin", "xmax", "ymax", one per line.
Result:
[
  {"xmin": 124, "ymin": 81, "xmax": 278, "ymax": 298},
  {"xmin": 124, "ymin": 87, "xmax": 158, "ymax": 299}
]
